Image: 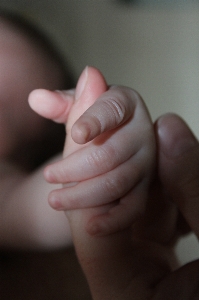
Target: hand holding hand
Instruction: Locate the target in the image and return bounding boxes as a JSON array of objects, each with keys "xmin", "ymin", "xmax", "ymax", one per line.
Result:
[{"xmin": 29, "ymin": 67, "xmax": 155, "ymax": 235}]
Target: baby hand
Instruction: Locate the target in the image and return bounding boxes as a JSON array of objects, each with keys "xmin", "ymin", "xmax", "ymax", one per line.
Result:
[{"xmin": 29, "ymin": 67, "xmax": 156, "ymax": 236}]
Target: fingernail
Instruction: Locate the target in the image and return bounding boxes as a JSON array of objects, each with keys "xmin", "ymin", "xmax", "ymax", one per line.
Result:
[
  {"xmin": 158, "ymin": 114, "xmax": 198, "ymax": 158},
  {"xmin": 75, "ymin": 66, "xmax": 88, "ymax": 100}
]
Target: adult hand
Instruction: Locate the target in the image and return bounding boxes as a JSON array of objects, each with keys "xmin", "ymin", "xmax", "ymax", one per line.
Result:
[
  {"xmin": 29, "ymin": 69, "xmax": 199, "ymax": 298},
  {"xmin": 69, "ymin": 113, "xmax": 199, "ymax": 299}
]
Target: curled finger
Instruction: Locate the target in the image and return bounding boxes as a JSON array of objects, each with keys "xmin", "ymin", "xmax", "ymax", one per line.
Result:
[{"xmin": 72, "ymin": 86, "xmax": 142, "ymax": 144}]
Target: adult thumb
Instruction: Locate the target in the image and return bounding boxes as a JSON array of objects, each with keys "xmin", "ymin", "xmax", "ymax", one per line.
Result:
[{"xmin": 156, "ymin": 113, "xmax": 199, "ymax": 237}]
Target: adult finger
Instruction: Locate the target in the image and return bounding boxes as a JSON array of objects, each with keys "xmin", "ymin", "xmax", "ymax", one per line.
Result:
[{"xmin": 156, "ymin": 113, "xmax": 199, "ymax": 237}]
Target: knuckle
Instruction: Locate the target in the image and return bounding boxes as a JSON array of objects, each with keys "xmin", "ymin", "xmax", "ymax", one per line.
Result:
[
  {"xmin": 86, "ymin": 145, "xmax": 117, "ymax": 171},
  {"xmin": 86, "ymin": 148, "xmax": 106, "ymax": 169},
  {"xmin": 104, "ymin": 174, "xmax": 128, "ymax": 199},
  {"xmin": 110, "ymin": 85, "xmax": 142, "ymax": 107},
  {"xmin": 101, "ymin": 90, "xmax": 126, "ymax": 126},
  {"xmin": 102, "ymin": 95, "xmax": 126, "ymax": 126}
]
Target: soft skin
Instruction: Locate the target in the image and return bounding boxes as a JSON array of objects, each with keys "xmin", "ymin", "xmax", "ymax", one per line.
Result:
[
  {"xmin": 31, "ymin": 67, "xmax": 199, "ymax": 299},
  {"xmin": 62, "ymin": 115, "xmax": 199, "ymax": 299},
  {"xmin": 29, "ymin": 66, "xmax": 156, "ymax": 236}
]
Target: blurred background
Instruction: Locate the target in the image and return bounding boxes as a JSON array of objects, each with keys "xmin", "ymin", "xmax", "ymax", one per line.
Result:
[
  {"xmin": 1, "ymin": 0, "xmax": 198, "ymax": 131},
  {"xmin": 0, "ymin": 0, "xmax": 199, "ymax": 298}
]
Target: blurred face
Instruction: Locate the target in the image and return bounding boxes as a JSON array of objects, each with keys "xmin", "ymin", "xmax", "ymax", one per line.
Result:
[{"xmin": 0, "ymin": 18, "xmax": 63, "ymax": 158}]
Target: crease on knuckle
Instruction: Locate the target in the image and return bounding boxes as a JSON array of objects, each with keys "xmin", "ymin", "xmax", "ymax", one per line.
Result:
[
  {"xmin": 104, "ymin": 175, "xmax": 127, "ymax": 200},
  {"xmin": 102, "ymin": 96, "xmax": 126, "ymax": 126},
  {"xmin": 86, "ymin": 145, "xmax": 117, "ymax": 170},
  {"xmin": 85, "ymin": 113, "xmax": 101, "ymax": 132}
]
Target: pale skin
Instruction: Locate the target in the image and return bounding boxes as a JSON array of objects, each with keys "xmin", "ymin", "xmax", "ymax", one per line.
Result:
[
  {"xmin": 0, "ymin": 17, "xmax": 154, "ymax": 249},
  {"xmin": 0, "ymin": 13, "xmax": 155, "ymax": 250},
  {"xmin": 29, "ymin": 66, "xmax": 156, "ymax": 236},
  {"xmin": 31, "ymin": 67, "xmax": 199, "ymax": 299},
  {"xmin": 2, "ymin": 16, "xmax": 199, "ymax": 299}
]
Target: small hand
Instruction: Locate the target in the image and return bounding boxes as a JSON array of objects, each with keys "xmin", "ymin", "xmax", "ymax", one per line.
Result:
[{"xmin": 29, "ymin": 67, "xmax": 155, "ymax": 236}]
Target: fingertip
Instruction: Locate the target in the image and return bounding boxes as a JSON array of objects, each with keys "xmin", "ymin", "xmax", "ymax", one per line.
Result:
[
  {"xmin": 71, "ymin": 121, "xmax": 91, "ymax": 144},
  {"xmin": 72, "ymin": 112, "xmax": 102, "ymax": 144},
  {"xmin": 43, "ymin": 165, "xmax": 56, "ymax": 183},
  {"xmin": 156, "ymin": 113, "xmax": 198, "ymax": 158},
  {"xmin": 48, "ymin": 191, "xmax": 65, "ymax": 211}
]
